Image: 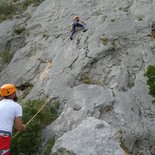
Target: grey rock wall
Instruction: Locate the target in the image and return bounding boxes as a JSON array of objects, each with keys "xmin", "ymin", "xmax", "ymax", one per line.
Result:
[
  {"xmin": 52, "ymin": 117, "xmax": 124, "ymax": 155},
  {"xmin": 0, "ymin": 0, "xmax": 155, "ymax": 154}
]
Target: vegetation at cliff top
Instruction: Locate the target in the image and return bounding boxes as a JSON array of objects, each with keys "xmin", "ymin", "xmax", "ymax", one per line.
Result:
[{"xmin": 0, "ymin": 0, "xmax": 44, "ymax": 21}]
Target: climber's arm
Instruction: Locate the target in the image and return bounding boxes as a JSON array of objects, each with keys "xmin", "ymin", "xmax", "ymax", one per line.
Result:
[{"xmin": 80, "ymin": 20, "xmax": 86, "ymax": 25}]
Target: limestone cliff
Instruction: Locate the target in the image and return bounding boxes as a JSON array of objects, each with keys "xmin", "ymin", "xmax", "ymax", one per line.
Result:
[{"xmin": 0, "ymin": 0, "xmax": 155, "ymax": 154}]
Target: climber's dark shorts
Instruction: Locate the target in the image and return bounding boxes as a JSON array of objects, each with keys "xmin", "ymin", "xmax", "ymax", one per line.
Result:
[
  {"xmin": 71, "ymin": 22, "xmax": 85, "ymax": 37},
  {"xmin": 72, "ymin": 22, "xmax": 84, "ymax": 31}
]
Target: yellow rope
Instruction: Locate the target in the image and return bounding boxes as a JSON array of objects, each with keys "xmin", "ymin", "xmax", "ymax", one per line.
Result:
[{"xmin": 12, "ymin": 98, "xmax": 51, "ymax": 139}]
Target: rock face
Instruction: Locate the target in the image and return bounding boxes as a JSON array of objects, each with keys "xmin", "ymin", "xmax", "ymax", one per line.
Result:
[
  {"xmin": 52, "ymin": 117, "xmax": 124, "ymax": 155},
  {"xmin": 0, "ymin": 0, "xmax": 155, "ymax": 154}
]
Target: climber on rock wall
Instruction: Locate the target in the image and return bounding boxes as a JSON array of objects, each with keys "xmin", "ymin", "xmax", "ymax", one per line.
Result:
[{"xmin": 70, "ymin": 16, "xmax": 88, "ymax": 40}]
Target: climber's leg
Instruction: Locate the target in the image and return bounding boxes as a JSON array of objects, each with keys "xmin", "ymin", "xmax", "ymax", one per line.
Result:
[{"xmin": 70, "ymin": 23, "xmax": 76, "ymax": 40}]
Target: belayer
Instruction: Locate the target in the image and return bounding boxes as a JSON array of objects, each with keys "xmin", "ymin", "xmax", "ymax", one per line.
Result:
[
  {"xmin": 70, "ymin": 16, "xmax": 88, "ymax": 40},
  {"xmin": 0, "ymin": 84, "xmax": 25, "ymax": 155}
]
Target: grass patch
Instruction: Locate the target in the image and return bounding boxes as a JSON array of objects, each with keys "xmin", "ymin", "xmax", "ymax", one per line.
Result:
[
  {"xmin": 0, "ymin": 0, "xmax": 16, "ymax": 20},
  {"xmin": 81, "ymin": 73, "xmax": 94, "ymax": 84},
  {"xmin": 119, "ymin": 130, "xmax": 129, "ymax": 154},
  {"xmin": 0, "ymin": 0, "xmax": 45, "ymax": 21},
  {"xmin": 80, "ymin": 72, "xmax": 101, "ymax": 85},
  {"xmin": 11, "ymin": 99, "xmax": 59, "ymax": 155},
  {"xmin": 22, "ymin": 0, "xmax": 44, "ymax": 8},
  {"xmin": 100, "ymin": 36, "xmax": 109, "ymax": 45},
  {"xmin": 14, "ymin": 26, "xmax": 26, "ymax": 35},
  {"xmin": 146, "ymin": 65, "xmax": 155, "ymax": 97},
  {"xmin": 44, "ymin": 137, "xmax": 55, "ymax": 155},
  {"xmin": 42, "ymin": 31, "xmax": 49, "ymax": 40},
  {"xmin": 0, "ymin": 49, "xmax": 13, "ymax": 63},
  {"xmin": 103, "ymin": 105, "xmax": 113, "ymax": 113},
  {"xmin": 120, "ymin": 142, "xmax": 129, "ymax": 154}
]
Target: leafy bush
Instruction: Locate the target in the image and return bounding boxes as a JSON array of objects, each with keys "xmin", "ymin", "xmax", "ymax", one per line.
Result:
[
  {"xmin": 11, "ymin": 99, "xmax": 59, "ymax": 155},
  {"xmin": 0, "ymin": 0, "xmax": 45, "ymax": 21},
  {"xmin": 146, "ymin": 65, "xmax": 155, "ymax": 96},
  {"xmin": 0, "ymin": 0, "xmax": 16, "ymax": 18},
  {"xmin": 11, "ymin": 121, "xmax": 42, "ymax": 155},
  {"xmin": 44, "ymin": 137, "xmax": 55, "ymax": 155},
  {"xmin": 0, "ymin": 50, "xmax": 13, "ymax": 63}
]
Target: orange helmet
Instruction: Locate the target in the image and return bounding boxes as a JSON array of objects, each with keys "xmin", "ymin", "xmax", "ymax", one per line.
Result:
[
  {"xmin": 0, "ymin": 84, "xmax": 17, "ymax": 97},
  {"xmin": 74, "ymin": 16, "xmax": 79, "ymax": 20}
]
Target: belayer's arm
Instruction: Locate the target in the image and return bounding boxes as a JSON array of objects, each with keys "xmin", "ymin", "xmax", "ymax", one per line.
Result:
[{"xmin": 15, "ymin": 116, "xmax": 26, "ymax": 131}]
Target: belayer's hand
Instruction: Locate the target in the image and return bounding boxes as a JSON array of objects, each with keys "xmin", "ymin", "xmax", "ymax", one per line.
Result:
[{"xmin": 22, "ymin": 124, "xmax": 26, "ymax": 131}]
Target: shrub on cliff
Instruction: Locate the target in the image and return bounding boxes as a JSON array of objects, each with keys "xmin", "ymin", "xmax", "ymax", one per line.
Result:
[
  {"xmin": 0, "ymin": 0, "xmax": 45, "ymax": 21},
  {"xmin": 11, "ymin": 99, "xmax": 58, "ymax": 155},
  {"xmin": 0, "ymin": 0, "xmax": 16, "ymax": 20},
  {"xmin": 146, "ymin": 65, "xmax": 155, "ymax": 96}
]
